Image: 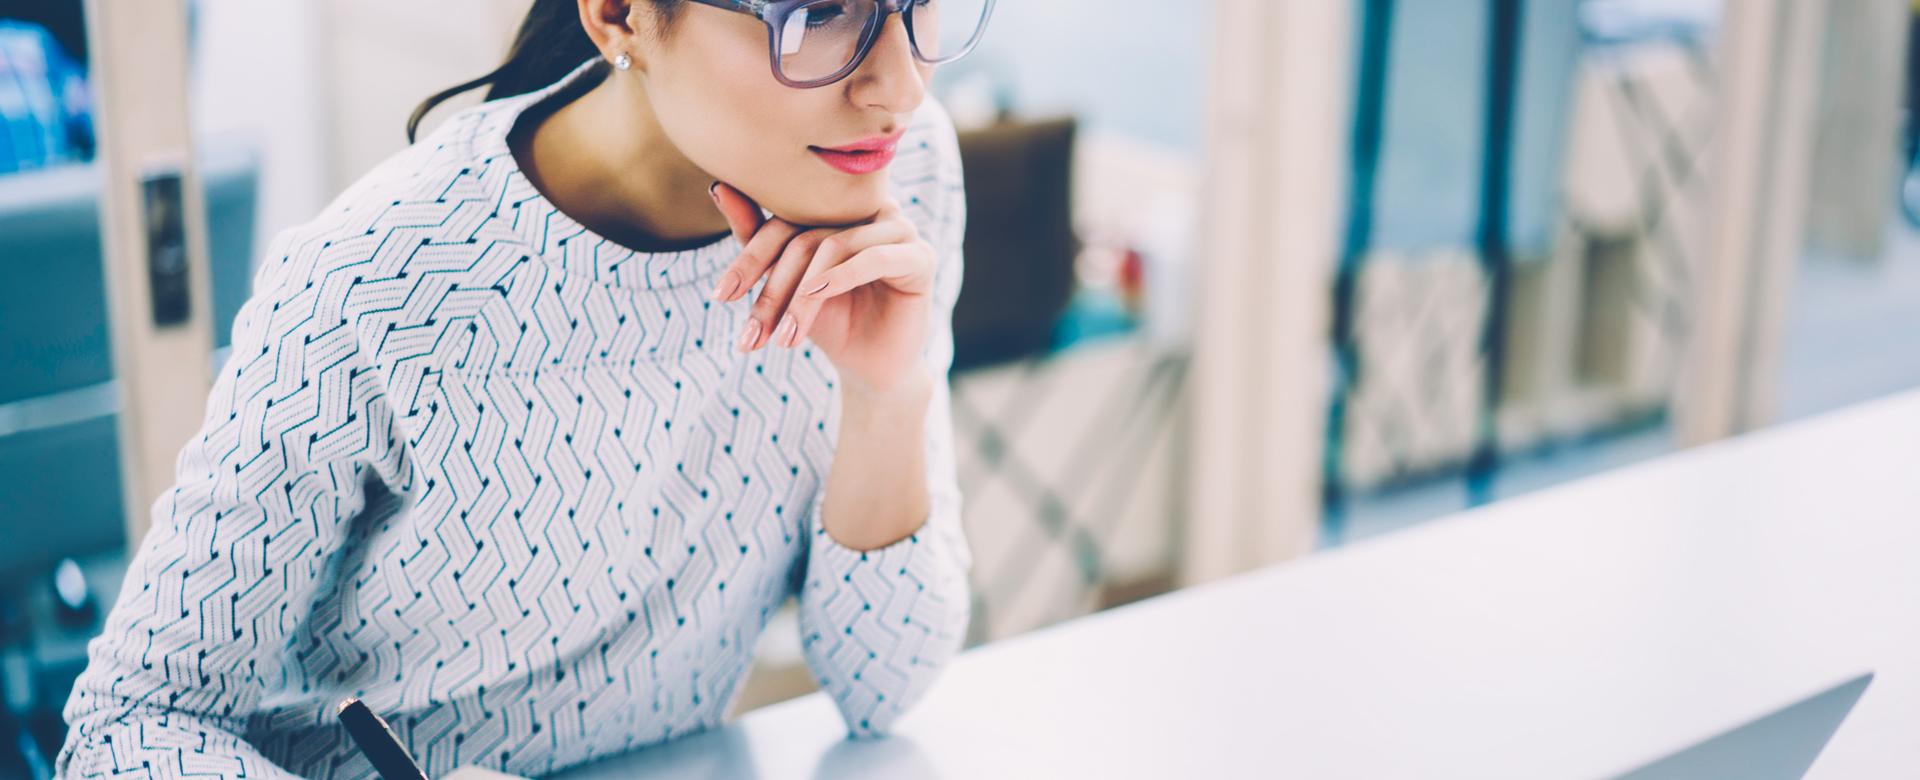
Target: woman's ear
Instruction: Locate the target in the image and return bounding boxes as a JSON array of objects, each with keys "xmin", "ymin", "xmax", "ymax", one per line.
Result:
[{"xmin": 577, "ymin": 0, "xmax": 647, "ymax": 69}]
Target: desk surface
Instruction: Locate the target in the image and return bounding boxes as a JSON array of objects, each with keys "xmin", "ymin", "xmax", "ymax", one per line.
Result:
[{"xmin": 552, "ymin": 390, "xmax": 1920, "ymax": 779}]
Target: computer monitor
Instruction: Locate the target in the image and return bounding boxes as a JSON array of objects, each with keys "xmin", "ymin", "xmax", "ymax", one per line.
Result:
[{"xmin": 1611, "ymin": 671, "xmax": 1874, "ymax": 780}]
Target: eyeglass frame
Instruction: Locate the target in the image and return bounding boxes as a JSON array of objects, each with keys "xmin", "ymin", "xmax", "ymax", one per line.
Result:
[{"xmin": 685, "ymin": 0, "xmax": 997, "ymax": 89}]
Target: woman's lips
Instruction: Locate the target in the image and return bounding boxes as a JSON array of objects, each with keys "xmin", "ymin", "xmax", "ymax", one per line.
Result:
[{"xmin": 808, "ymin": 143, "xmax": 898, "ymax": 175}]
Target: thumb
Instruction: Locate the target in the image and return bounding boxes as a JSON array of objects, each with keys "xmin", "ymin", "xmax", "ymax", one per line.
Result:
[{"xmin": 709, "ymin": 181, "xmax": 765, "ymax": 245}]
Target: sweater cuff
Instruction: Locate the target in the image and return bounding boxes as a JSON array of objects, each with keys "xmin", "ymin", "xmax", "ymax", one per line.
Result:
[{"xmin": 802, "ymin": 489, "xmax": 943, "ymax": 594}]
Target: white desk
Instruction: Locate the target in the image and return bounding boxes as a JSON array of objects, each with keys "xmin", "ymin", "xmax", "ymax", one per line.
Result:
[{"xmin": 551, "ymin": 390, "xmax": 1920, "ymax": 779}]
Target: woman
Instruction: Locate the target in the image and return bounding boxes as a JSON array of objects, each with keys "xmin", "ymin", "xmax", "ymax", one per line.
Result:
[{"xmin": 56, "ymin": 0, "xmax": 991, "ymax": 776}]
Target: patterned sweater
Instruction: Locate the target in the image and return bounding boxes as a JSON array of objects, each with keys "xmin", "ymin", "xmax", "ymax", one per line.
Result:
[{"xmin": 56, "ymin": 58, "xmax": 972, "ymax": 779}]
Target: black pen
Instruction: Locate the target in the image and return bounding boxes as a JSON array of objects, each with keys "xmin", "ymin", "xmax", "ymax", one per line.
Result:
[{"xmin": 337, "ymin": 697, "xmax": 429, "ymax": 780}]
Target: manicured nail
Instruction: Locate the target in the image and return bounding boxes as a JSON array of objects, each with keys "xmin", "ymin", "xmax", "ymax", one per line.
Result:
[
  {"xmin": 801, "ymin": 276, "xmax": 830, "ymax": 297},
  {"xmin": 775, "ymin": 313, "xmax": 798, "ymax": 347},
  {"xmin": 736, "ymin": 318, "xmax": 760, "ymax": 351},
  {"xmin": 711, "ymin": 270, "xmax": 738, "ymax": 301}
]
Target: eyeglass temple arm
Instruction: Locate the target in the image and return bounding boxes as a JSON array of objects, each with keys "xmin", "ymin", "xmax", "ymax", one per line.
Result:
[
  {"xmin": 688, "ymin": 0, "xmax": 923, "ymax": 17},
  {"xmin": 685, "ymin": 0, "xmax": 768, "ymax": 17}
]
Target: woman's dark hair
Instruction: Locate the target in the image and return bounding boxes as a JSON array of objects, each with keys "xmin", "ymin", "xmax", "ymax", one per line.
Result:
[{"xmin": 407, "ymin": 0, "xmax": 683, "ymax": 143}]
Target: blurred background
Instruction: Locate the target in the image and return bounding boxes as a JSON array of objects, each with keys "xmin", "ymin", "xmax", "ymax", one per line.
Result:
[{"xmin": 2, "ymin": 0, "xmax": 1918, "ymax": 774}]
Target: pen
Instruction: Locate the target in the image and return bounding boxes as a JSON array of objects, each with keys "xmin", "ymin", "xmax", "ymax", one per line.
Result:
[{"xmin": 337, "ymin": 697, "xmax": 429, "ymax": 780}]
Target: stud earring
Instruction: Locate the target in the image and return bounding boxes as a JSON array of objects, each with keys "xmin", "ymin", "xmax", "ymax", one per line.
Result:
[{"xmin": 613, "ymin": 53, "xmax": 633, "ymax": 71}]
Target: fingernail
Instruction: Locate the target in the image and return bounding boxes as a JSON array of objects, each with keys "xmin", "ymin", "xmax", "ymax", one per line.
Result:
[
  {"xmin": 736, "ymin": 318, "xmax": 760, "ymax": 351},
  {"xmin": 711, "ymin": 271, "xmax": 738, "ymax": 301},
  {"xmin": 708, "ymin": 181, "xmax": 721, "ymax": 200},
  {"xmin": 801, "ymin": 276, "xmax": 830, "ymax": 297},
  {"xmin": 775, "ymin": 313, "xmax": 798, "ymax": 347}
]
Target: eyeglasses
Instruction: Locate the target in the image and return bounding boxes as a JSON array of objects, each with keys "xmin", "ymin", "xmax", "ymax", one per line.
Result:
[{"xmin": 688, "ymin": 0, "xmax": 996, "ymax": 89}]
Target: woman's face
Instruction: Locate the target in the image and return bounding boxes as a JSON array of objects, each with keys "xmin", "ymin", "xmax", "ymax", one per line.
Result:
[{"xmin": 635, "ymin": 2, "xmax": 934, "ymax": 227}]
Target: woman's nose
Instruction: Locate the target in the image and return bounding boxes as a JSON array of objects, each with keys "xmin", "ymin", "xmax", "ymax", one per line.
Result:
[{"xmin": 846, "ymin": 12, "xmax": 926, "ymax": 115}]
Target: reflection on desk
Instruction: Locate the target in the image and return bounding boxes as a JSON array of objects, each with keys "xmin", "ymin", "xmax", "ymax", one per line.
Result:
[{"xmin": 549, "ymin": 726, "xmax": 937, "ymax": 780}]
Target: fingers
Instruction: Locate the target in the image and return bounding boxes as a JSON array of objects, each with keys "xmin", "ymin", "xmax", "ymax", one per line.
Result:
[
  {"xmin": 806, "ymin": 242, "xmax": 931, "ymax": 301},
  {"xmin": 782, "ymin": 244, "xmax": 931, "ymax": 348},
  {"xmin": 709, "ymin": 181, "xmax": 764, "ymax": 245},
  {"xmin": 711, "ymin": 188, "xmax": 920, "ymax": 352},
  {"xmin": 708, "ymin": 181, "xmax": 776, "ymax": 303},
  {"xmin": 711, "ymin": 217, "xmax": 800, "ymax": 304},
  {"xmin": 776, "ymin": 221, "xmax": 919, "ymax": 348},
  {"xmin": 708, "ymin": 187, "xmax": 907, "ymax": 305},
  {"xmin": 740, "ymin": 227, "xmax": 834, "ymax": 352}
]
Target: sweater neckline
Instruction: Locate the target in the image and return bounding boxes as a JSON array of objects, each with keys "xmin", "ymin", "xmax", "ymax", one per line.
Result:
[{"xmin": 478, "ymin": 57, "xmax": 737, "ymax": 292}]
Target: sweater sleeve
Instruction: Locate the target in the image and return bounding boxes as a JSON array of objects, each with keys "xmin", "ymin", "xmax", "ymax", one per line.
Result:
[
  {"xmin": 55, "ymin": 228, "xmax": 412, "ymax": 779},
  {"xmin": 794, "ymin": 100, "xmax": 974, "ymax": 738}
]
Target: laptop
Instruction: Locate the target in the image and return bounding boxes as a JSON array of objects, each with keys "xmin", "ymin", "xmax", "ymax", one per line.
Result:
[{"xmin": 1611, "ymin": 671, "xmax": 1875, "ymax": 779}]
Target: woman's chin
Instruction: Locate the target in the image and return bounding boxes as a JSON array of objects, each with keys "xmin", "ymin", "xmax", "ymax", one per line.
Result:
[{"xmin": 767, "ymin": 192, "xmax": 888, "ymax": 229}]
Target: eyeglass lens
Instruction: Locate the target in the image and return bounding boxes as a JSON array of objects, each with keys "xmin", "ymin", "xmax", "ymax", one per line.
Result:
[{"xmin": 777, "ymin": 0, "xmax": 991, "ymax": 83}]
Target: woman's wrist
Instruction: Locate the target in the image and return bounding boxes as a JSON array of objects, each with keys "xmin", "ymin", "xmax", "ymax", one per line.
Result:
[
  {"xmin": 822, "ymin": 368, "xmax": 934, "ymax": 551},
  {"xmin": 841, "ymin": 361, "xmax": 934, "ymax": 412}
]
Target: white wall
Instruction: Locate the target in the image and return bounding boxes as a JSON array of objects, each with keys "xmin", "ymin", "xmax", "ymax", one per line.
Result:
[
  {"xmin": 190, "ymin": 0, "xmax": 332, "ymax": 251},
  {"xmin": 322, "ymin": 0, "xmax": 530, "ymax": 191},
  {"xmin": 190, "ymin": 0, "xmax": 530, "ymax": 250}
]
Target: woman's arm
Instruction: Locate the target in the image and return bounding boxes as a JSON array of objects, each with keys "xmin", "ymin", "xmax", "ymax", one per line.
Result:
[
  {"xmin": 54, "ymin": 227, "xmax": 409, "ymax": 779},
  {"xmin": 794, "ymin": 107, "xmax": 973, "ymax": 737},
  {"xmin": 816, "ymin": 370, "xmax": 934, "ymax": 550},
  {"xmin": 795, "ymin": 365, "xmax": 971, "ymax": 738}
]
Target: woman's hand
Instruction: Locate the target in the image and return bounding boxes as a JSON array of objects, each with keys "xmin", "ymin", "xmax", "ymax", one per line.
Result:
[{"xmin": 707, "ymin": 181, "xmax": 936, "ymax": 399}]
